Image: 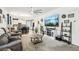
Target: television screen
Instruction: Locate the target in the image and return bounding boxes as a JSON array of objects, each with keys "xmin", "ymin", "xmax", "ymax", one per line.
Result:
[{"xmin": 44, "ymin": 15, "xmax": 59, "ymax": 27}]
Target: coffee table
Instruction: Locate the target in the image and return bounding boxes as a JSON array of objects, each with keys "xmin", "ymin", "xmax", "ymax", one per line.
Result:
[{"xmin": 30, "ymin": 34, "xmax": 43, "ymax": 44}]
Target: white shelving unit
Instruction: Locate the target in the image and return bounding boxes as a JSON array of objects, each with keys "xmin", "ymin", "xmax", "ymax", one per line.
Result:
[{"xmin": 61, "ymin": 22, "xmax": 72, "ymax": 44}]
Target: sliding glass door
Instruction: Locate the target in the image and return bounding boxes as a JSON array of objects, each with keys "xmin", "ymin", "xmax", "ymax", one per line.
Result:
[{"xmin": 26, "ymin": 20, "xmax": 32, "ymax": 29}]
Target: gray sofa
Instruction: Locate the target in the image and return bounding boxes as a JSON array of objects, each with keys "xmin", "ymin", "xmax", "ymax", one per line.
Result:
[{"xmin": 0, "ymin": 28, "xmax": 23, "ymax": 51}]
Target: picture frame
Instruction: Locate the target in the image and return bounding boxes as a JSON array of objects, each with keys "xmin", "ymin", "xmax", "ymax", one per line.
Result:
[
  {"xmin": 68, "ymin": 13, "xmax": 74, "ymax": 18},
  {"xmin": 62, "ymin": 14, "xmax": 66, "ymax": 18},
  {"xmin": 13, "ymin": 18, "xmax": 18, "ymax": 20},
  {"xmin": 64, "ymin": 20, "xmax": 69, "ymax": 23}
]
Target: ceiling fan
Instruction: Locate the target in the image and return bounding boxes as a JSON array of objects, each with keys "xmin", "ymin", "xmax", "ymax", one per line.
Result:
[
  {"xmin": 33, "ymin": 9, "xmax": 43, "ymax": 14},
  {"xmin": 30, "ymin": 7, "xmax": 43, "ymax": 15}
]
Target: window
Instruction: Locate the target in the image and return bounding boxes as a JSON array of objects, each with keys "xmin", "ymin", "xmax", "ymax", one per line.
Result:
[
  {"xmin": 7, "ymin": 14, "xmax": 9, "ymax": 25},
  {"xmin": 10, "ymin": 16, "xmax": 12, "ymax": 24},
  {"xmin": 7, "ymin": 14, "xmax": 12, "ymax": 25}
]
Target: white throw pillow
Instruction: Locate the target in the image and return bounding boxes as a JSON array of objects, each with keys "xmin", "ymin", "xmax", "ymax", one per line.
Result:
[{"xmin": 0, "ymin": 29, "xmax": 5, "ymax": 36}]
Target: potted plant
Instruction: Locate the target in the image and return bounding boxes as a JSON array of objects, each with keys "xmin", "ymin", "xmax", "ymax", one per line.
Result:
[
  {"xmin": 35, "ymin": 27, "xmax": 38, "ymax": 33},
  {"xmin": 40, "ymin": 26, "xmax": 44, "ymax": 34}
]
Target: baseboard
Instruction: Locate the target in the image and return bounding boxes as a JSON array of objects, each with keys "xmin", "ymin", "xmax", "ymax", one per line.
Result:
[{"xmin": 55, "ymin": 37, "xmax": 71, "ymax": 44}]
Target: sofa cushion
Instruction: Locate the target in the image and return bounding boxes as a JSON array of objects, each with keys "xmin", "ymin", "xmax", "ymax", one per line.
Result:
[
  {"xmin": 0, "ymin": 40, "xmax": 21, "ymax": 50},
  {"xmin": 0, "ymin": 34, "xmax": 8, "ymax": 45}
]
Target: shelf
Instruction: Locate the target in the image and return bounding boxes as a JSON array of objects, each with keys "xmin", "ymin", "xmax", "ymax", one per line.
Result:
[
  {"xmin": 62, "ymin": 35, "xmax": 70, "ymax": 38},
  {"xmin": 61, "ymin": 22, "xmax": 72, "ymax": 44},
  {"xmin": 62, "ymin": 26, "xmax": 70, "ymax": 27},
  {"xmin": 62, "ymin": 30, "xmax": 70, "ymax": 32}
]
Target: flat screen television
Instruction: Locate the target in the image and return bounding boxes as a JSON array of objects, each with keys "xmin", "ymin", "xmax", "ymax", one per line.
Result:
[{"xmin": 44, "ymin": 15, "xmax": 59, "ymax": 27}]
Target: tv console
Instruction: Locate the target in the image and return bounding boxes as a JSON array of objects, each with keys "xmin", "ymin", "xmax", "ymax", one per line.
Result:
[{"xmin": 46, "ymin": 28, "xmax": 56, "ymax": 37}]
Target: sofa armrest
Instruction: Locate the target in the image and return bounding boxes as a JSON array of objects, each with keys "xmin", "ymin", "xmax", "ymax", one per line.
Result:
[{"xmin": 0, "ymin": 40, "xmax": 21, "ymax": 50}]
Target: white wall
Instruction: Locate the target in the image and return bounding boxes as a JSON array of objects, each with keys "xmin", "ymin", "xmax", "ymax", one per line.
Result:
[{"xmin": 71, "ymin": 9, "xmax": 79, "ymax": 46}]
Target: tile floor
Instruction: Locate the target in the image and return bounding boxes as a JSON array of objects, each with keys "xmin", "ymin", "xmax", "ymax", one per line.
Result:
[{"xmin": 21, "ymin": 30, "xmax": 79, "ymax": 51}]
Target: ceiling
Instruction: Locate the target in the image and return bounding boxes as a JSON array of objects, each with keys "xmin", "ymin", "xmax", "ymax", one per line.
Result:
[{"xmin": 1, "ymin": 7, "xmax": 58, "ymax": 18}]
